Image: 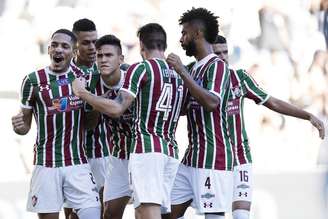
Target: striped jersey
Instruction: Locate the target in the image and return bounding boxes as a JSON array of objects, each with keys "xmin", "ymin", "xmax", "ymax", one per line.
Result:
[
  {"xmin": 181, "ymin": 54, "xmax": 233, "ymax": 170},
  {"xmin": 227, "ymin": 69, "xmax": 269, "ymax": 166},
  {"xmin": 102, "ymin": 70, "xmax": 134, "ymax": 160},
  {"xmin": 76, "ymin": 62, "xmax": 111, "ymax": 159},
  {"xmin": 20, "ymin": 66, "xmax": 88, "ymax": 167},
  {"xmin": 85, "ymin": 68, "xmax": 111, "ymax": 159},
  {"xmin": 121, "ymin": 58, "xmax": 184, "ymax": 159}
]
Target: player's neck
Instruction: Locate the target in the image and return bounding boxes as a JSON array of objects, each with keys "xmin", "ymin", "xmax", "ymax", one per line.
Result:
[
  {"xmin": 145, "ymin": 50, "xmax": 165, "ymax": 60},
  {"xmin": 195, "ymin": 41, "xmax": 213, "ymax": 61},
  {"xmin": 102, "ymin": 68, "xmax": 121, "ymax": 87},
  {"xmin": 75, "ymin": 57, "xmax": 94, "ymax": 68}
]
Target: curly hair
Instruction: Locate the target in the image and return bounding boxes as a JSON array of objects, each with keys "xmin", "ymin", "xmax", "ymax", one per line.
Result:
[{"xmin": 179, "ymin": 7, "xmax": 219, "ymax": 43}]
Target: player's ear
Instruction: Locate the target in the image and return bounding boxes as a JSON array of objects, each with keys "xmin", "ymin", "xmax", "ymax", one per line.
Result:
[
  {"xmin": 73, "ymin": 47, "xmax": 77, "ymax": 57},
  {"xmin": 119, "ymin": 54, "xmax": 124, "ymax": 64}
]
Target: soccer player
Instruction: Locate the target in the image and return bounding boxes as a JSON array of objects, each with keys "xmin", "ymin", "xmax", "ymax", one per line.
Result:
[
  {"xmin": 213, "ymin": 35, "xmax": 325, "ymax": 219},
  {"xmin": 72, "ymin": 23, "xmax": 184, "ymax": 219},
  {"xmin": 71, "ymin": 18, "xmax": 112, "ymax": 219},
  {"xmin": 87, "ymin": 34, "xmax": 133, "ymax": 219},
  {"xmin": 166, "ymin": 7, "xmax": 232, "ymax": 219},
  {"xmin": 11, "ymin": 29, "xmax": 100, "ymax": 219}
]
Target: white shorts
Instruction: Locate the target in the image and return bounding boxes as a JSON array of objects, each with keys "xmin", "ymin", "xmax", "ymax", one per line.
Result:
[
  {"xmin": 233, "ymin": 163, "xmax": 253, "ymax": 202},
  {"xmin": 27, "ymin": 164, "xmax": 100, "ymax": 213},
  {"xmin": 171, "ymin": 164, "xmax": 233, "ymax": 214},
  {"xmin": 88, "ymin": 157, "xmax": 110, "ymax": 190},
  {"xmin": 103, "ymin": 155, "xmax": 132, "ymax": 202},
  {"xmin": 128, "ymin": 153, "xmax": 179, "ymax": 212}
]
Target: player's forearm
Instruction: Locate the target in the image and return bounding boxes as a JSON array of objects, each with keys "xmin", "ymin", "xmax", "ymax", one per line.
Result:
[
  {"xmin": 179, "ymin": 70, "xmax": 219, "ymax": 111},
  {"xmin": 79, "ymin": 91, "xmax": 123, "ymax": 118},
  {"xmin": 264, "ymin": 97, "xmax": 310, "ymax": 120}
]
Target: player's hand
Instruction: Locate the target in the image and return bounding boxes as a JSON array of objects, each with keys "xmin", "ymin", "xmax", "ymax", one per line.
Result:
[
  {"xmin": 72, "ymin": 77, "xmax": 87, "ymax": 98},
  {"xmin": 166, "ymin": 53, "xmax": 187, "ymax": 75},
  {"xmin": 309, "ymin": 114, "xmax": 325, "ymax": 139},
  {"xmin": 12, "ymin": 112, "xmax": 26, "ymax": 133}
]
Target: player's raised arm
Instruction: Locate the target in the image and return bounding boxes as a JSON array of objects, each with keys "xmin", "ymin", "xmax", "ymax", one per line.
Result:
[
  {"xmin": 72, "ymin": 76, "xmax": 134, "ymax": 118},
  {"xmin": 167, "ymin": 52, "xmax": 219, "ymax": 111},
  {"xmin": 263, "ymin": 96, "xmax": 325, "ymax": 139}
]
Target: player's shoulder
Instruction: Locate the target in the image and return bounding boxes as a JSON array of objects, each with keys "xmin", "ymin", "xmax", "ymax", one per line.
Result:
[
  {"xmin": 25, "ymin": 67, "xmax": 48, "ymax": 86},
  {"xmin": 235, "ymin": 68, "xmax": 250, "ymax": 79}
]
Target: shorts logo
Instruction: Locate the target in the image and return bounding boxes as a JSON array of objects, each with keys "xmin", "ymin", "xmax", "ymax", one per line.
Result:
[
  {"xmin": 237, "ymin": 183, "xmax": 250, "ymax": 189},
  {"xmin": 203, "ymin": 202, "xmax": 213, "ymax": 208},
  {"xmin": 239, "ymin": 192, "xmax": 248, "ymax": 197},
  {"xmin": 31, "ymin": 195, "xmax": 38, "ymax": 207},
  {"xmin": 201, "ymin": 192, "xmax": 215, "ymax": 199}
]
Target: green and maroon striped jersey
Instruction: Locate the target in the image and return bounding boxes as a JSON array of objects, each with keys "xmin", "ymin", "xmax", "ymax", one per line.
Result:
[
  {"xmin": 227, "ymin": 69, "xmax": 269, "ymax": 166},
  {"xmin": 181, "ymin": 54, "xmax": 233, "ymax": 170},
  {"xmin": 20, "ymin": 66, "xmax": 88, "ymax": 167},
  {"xmin": 121, "ymin": 58, "xmax": 184, "ymax": 159},
  {"xmin": 84, "ymin": 67, "xmax": 111, "ymax": 159},
  {"xmin": 102, "ymin": 70, "xmax": 134, "ymax": 160}
]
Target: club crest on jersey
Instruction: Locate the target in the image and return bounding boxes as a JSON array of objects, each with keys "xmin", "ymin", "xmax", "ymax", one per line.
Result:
[
  {"xmin": 195, "ymin": 78, "xmax": 203, "ymax": 86},
  {"xmin": 31, "ymin": 195, "xmax": 38, "ymax": 207},
  {"xmin": 201, "ymin": 192, "xmax": 215, "ymax": 199},
  {"xmin": 39, "ymin": 84, "xmax": 50, "ymax": 92},
  {"xmin": 232, "ymin": 86, "xmax": 241, "ymax": 97}
]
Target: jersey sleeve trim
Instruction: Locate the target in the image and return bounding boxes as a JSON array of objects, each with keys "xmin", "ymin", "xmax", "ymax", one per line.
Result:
[
  {"xmin": 20, "ymin": 103, "xmax": 32, "ymax": 109},
  {"xmin": 258, "ymin": 95, "xmax": 270, "ymax": 105},
  {"xmin": 120, "ymin": 88, "xmax": 136, "ymax": 98}
]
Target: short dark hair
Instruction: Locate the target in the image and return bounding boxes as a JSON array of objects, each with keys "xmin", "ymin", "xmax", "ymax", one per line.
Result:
[
  {"xmin": 179, "ymin": 7, "xmax": 219, "ymax": 43},
  {"xmin": 137, "ymin": 23, "xmax": 167, "ymax": 51},
  {"xmin": 72, "ymin": 18, "xmax": 96, "ymax": 33},
  {"xmin": 51, "ymin": 29, "xmax": 77, "ymax": 45},
  {"xmin": 95, "ymin": 34, "xmax": 122, "ymax": 54},
  {"xmin": 214, "ymin": 35, "xmax": 226, "ymax": 44}
]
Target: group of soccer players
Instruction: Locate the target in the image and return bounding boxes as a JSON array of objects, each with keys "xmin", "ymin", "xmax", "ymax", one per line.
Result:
[{"xmin": 11, "ymin": 7, "xmax": 325, "ymax": 219}]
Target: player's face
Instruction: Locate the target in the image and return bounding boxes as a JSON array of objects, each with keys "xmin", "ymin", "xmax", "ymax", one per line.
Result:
[
  {"xmin": 213, "ymin": 43, "xmax": 228, "ymax": 64},
  {"xmin": 180, "ymin": 23, "xmax": 197, "ymax": 57},
  {"xmin": 48, "ymin": 33, "xmax": 74, "ymax": 73},
  {"xmin": 76, "ymin": 31, "xmax": 97, "ymax": 66},
  {"xmin": 96, "ymin": 44, "xmax": 123, "ymax": 76}
]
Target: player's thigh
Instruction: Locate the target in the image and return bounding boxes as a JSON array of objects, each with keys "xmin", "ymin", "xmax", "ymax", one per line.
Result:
[
  {"xmin": 103, "ymin": 156, "xmax": 131, "ymax": 203},
  {"xmin": 170, "ymin": 164, "xmax": 194, "ymax": 217},
  {"xmin": 38, "ymin": 212, "xmax": 59, "ymax": 219},
  {"xmin": 63, "ymin": 164, "xmax": 100, "ymax": 210},
  {"xmin": 27, "ymin": 166, "xmax": 63, "ymax": 213},
  {"xmin": 232, "ymin": 163, "xmax": 253, "ymax": 209},
  {"xmin": 88, "ymin": 157, "xmax": 109, "ymax": 190},
  {"xmin": 192, "ymin": 168, "xmax": 233, "ymax": 214},
  {"xmin": 104, "ymin": 196, "xmax": 130, "ymax": 219},
  {"xmin": 128, "ymin": 153, "xmax": 168, "ymax": 208}
]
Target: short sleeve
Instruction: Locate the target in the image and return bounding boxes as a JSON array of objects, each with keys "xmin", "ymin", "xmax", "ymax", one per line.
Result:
[
  {"xmin": 120, "ymin": 62, "xmax": 146, "ymax": 98},
  {"xmin": 20, "ymin": 75, "xmax": 34, "ymax": 109}
]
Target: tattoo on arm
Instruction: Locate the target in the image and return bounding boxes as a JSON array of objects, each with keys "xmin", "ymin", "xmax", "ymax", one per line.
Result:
[{"xmin": 115, "ymin": 92, "xmax": 124, "ymax": 104}]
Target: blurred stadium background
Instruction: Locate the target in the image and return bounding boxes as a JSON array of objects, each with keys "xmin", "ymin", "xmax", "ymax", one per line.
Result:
[{"xmin": 0, "ymin": 0, "xmax": 328, "ymax": 218}]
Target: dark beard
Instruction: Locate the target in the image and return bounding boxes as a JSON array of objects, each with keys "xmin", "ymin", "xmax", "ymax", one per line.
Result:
[{"xmin": 184, "ymin": 40, "xmax": 197, "ymax": 57}]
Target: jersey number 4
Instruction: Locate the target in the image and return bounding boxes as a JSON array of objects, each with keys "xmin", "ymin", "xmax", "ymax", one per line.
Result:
[{"xmin": 156, "ymin": 83, "xmax": 183, "ymax": 121}]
